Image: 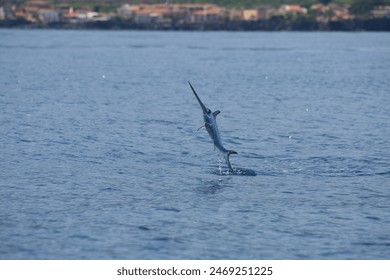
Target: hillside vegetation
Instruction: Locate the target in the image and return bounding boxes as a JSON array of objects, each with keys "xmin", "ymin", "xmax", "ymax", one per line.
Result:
[
  {"xmin": 2, "ymin": 0, "xmax": 389, "ymax": 14},
  {"xmin": 2, "ymin": 0, "xmax": 354, "ymax": 9},
  {"xmin": 171, "ymin": 0, "xmax": 353, "ymax": 8}
]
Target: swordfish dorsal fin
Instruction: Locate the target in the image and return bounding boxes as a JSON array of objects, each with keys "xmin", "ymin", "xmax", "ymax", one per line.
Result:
[{"xmin": 213, "ymin": 110, "xmax": 221, "ymax": 117}]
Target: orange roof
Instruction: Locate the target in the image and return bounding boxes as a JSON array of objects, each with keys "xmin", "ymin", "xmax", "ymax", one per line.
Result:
[
  {"xmin": 135, "ymin": 8, "xmax": 170, "ymax": 15},
  {"xmin": 14, "ymin": 11, "xmax": 28, "ymax": 17},
  {"xmin": 193, "ymin": 7, "xmax": 223, "ymax": 15},
  {"xmin": 62, "ymin": 12, "xmax": 77, "ymax": 18},
  {"xmin": 288, "ymin": 5, "xmax": 303, "ymax": 12}
]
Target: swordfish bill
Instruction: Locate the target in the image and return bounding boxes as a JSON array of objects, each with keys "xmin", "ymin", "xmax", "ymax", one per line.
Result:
[{"xmin": 188, "ymin": 81, "xmax": 237, "ymax": 172}]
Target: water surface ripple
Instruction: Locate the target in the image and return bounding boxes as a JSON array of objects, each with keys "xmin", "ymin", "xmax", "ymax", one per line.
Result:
[{"xmin": 1, "ymin": 30, "xmax": 389, "ymax": 259}]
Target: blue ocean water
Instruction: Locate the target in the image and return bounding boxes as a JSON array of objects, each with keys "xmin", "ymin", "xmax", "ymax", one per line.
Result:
[{"xmin": 0, "ymin": 30, "xmax": 389, "ymax": 259}]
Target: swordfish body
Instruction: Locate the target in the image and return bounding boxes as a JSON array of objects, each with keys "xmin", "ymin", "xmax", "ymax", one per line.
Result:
[{"xmin": 188, "ymin": 82, "xmax": 237, "ymax": 172}]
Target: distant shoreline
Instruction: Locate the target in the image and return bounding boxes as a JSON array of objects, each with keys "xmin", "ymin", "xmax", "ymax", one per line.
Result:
[{"xmin": 1, "ymin": 18, "xmax": 390, "ymax": 32}]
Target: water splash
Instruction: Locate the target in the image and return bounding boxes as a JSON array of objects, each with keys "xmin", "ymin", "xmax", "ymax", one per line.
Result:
[
  {"xmin": 214, "ymin": 151, "xmax": 257, "ymax": 176},
  {"xmin": 232, "ymin": 168, "xmax": 257, "ymax": 176},
  {"xmin": 212, "ymin": 167, "xmax": 257, "ymax": 176},
  {"xmin": 218, "ymin": 156, "xmax": 223, "ymax": 176}
]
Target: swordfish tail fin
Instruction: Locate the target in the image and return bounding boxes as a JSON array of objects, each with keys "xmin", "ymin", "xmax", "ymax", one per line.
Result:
[{"xmin": 225, "ymin": 150, "xmax": 238, "ymax": 172}]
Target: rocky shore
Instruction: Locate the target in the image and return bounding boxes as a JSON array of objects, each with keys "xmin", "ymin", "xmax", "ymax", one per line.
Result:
[{"xmin": 1, "ymin": 17, "xmax": 389, "ymax": 31}]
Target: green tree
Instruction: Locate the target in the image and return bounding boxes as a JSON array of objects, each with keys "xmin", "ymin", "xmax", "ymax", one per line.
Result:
[{"xmin": 350, "ymin": 0, "xmax": 385, "ymax": 16}]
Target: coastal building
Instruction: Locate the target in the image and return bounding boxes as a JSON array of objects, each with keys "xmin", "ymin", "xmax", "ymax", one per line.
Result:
[
  {"xmin": 190, "ymin": 5, "xmax": 225, "ymax": 23},
  {"xmin": 171, "ymin": 3, "xmax": 213, "ymax": 15},
  {"xmin": 23, "ymin": 0, "xmax": 51, "ymax": 10},
  {"xmin": 58, "ymin": 6, "xmax": 77, "ymax": 23},
  {"xmin": 228, "ymin": 8, "xmax": 261, "ymax": 21},
  {"xmin": 242, "ymin": 9, "xmax": 259, "ymax": 21},
  {"xmin": 134, "ymin": 9, "xmax": 169, "ymax": 25},
  {"xmin": 277, "ymin": 5, "xmax": 307, "ymax": 16},
  {"xmin": 12, "ymin": 0, "xmax": 52, "ymax": 22},
  {"xmin": 371, "ymin": 6, "xmax": 390, "ymax": 18},
  {"xmin": 2, "ymin": 1, "xmax": 389, "ymax": 30},
  {"xmin": 310, "ymin": 4, "xmax": 354, "ymax": 22},
  {"xmin": 38, "ymin": 9, "xmax": 59, "ymax": 23},
  {"xmin": 332, "ymin": 5, "xmax": 354, "ymax": 21},
  {"xmin": 121, "ymin": 4, "xmax": 171, "ymax": 24},
  {"xmin": 228, "ymin": 9, "xmax": 242, "ymax": 21},
  {"xmin": 0, "ymin": 7, "xmax": 4, "ymax": 20},
  {"xmin": 1, "ymin": 0, "xmax": 15, "ymax": 20},
  {"xmin": 117, "ymin": 3, "xmax": 226, "ymax": 24},
  {"xmin": 257, "ymin": 6, "xmax": 277, "ymax": 20},
  {"xmin": 61, "ymin": 7, "xmax": 110, "ymax": 23},
  {"xmin": 169, "ymin": 3, "xmax": 208, "ymax": 23},
  {"xmin": 117, "ymin": 4, "xmax": 134, "ymax": 19}
]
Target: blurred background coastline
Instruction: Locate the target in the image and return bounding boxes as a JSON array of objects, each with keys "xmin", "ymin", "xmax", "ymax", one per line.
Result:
[{"xmin": 1, "ymin": 0, "xmax": 390, "ymax": 31}]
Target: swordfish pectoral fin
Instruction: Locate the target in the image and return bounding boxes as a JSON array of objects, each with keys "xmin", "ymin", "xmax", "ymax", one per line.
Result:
[
  {"xmin": 213, "ymin": 110, "xmax": 221, "ymax": 117},
  {"xmin": 197, "ymin": 124, "xmax": 205, "ymax": 131}
]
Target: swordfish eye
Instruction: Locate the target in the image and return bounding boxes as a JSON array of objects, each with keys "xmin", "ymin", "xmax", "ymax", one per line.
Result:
[{"xmin": 207, "ymin": 108, "xmax": 211, "ymax": 114}]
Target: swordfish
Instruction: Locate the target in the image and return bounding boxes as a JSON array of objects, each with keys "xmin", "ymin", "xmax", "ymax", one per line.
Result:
[{"xmin": 188, "ymin": 82, "xmax": 237, "ymax": 172}]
